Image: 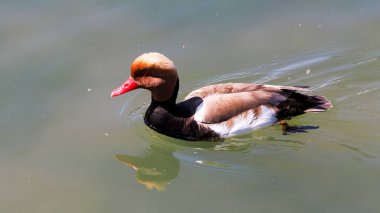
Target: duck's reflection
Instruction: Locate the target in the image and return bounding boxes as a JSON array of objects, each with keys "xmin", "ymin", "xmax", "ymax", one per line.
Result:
[
  {"xmin": 115, "ymin": 135, "xmax": 304, "ymax": 191},
  {"xmin": 115, "ymin": 142, "xmax": 179, "ymax": 191}
]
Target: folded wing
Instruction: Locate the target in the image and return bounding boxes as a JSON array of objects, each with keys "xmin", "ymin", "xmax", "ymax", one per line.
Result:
[{"xmin": 185, "ymin": 83, "xmax": 310, "ymax": 124}]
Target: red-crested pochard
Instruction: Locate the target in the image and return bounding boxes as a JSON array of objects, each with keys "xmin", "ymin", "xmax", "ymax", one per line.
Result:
[{"xmin": 111, "ymin": 52, "xmax": 332, "ymax": 141}]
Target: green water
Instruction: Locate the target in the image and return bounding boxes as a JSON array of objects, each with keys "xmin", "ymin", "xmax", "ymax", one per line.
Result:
[{"xmin": 1, "ymin": 0, "xmax": 380, "ymax": 212}]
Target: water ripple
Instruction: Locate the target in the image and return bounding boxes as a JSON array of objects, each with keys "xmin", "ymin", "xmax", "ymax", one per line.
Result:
[{"xmin": 120, "ymin": 46, "xmax": 380, "ymax": 151}]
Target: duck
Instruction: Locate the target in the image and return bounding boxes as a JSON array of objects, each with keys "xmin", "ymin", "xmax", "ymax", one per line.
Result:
[{"xmin": 111, "ymin": 52, "xmax": 332, "ymax": 141}]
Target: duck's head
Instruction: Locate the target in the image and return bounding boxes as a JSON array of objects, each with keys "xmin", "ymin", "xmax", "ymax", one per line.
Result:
[{"xmin": 111, "ymin": 52, "xmax": 178, "ymax": 102}]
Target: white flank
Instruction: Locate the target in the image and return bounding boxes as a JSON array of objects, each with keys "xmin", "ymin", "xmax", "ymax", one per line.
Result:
[
  {"xmin": 193, "ymin": 102, "xmax": 205, "ymax": 122},
  {"xmin": 207, "ymin": 106, "xmax": 277, "ymax": 137}
]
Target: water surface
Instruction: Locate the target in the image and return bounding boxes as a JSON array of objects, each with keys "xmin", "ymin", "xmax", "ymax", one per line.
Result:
[{"xmin": 1, "ymin": 1, "xmax": 380, "ymax": 212}]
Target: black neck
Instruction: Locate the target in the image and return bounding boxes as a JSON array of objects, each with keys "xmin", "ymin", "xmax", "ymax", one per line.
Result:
[{"xmin": 150, "ymin": 79, "xmax": 179, "ymax": 111}]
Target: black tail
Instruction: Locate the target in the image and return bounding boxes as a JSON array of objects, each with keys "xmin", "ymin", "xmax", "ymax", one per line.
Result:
[{"xmin": 276, "ymin": 91, "xmax": 332, "ymax": 120}]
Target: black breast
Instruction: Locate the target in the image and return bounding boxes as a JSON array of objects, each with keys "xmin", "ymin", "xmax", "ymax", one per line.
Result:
[{"xmin": 144, "ymin": 98, "xmax": 221, "ymax": 141}]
